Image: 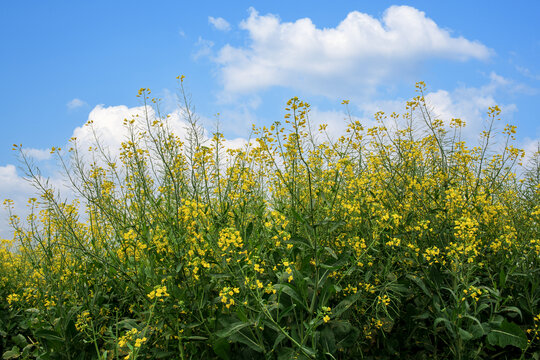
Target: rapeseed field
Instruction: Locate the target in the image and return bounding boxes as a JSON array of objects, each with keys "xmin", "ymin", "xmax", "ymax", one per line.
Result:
[{"xmin": 1, "ymin": 80, "xmax": 539, "ymax": 359}]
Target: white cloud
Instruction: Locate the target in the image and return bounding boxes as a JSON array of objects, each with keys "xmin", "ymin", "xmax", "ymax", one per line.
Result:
[
  {"xmin": 215, "ymin": 6, "xmax": 491, "ymax": 99},
  {"xmin": 516, "ymin": 65, "xmax": 540, "ymax": 81},
  {"xmin": 209, "ymin": 16, "xmax": 231, "ymax": 31},
  {"xmin": 23, "ymin": 148, "xmax": 52, "ymax": 161},
  {"xmin": 0, "ymin": 165, "xmax": 36, "ymax": 239},
  {"xmin": 0, "ymin": 103, "xmax": 250, "ymax": 238},
  {"xmin": 71, "ymin": 105, "xmax": 144, "ymax": 156},
  {"xmin": 423, "ymin": 74, "xmax": 518, "ymax": 141},
  {"xmin": 306, "ymin": 73, "xmax": 523, "ymax": 146},
  {"xmin": 67, "ymin": 98, "xmax": 87, "ymax": 109},
  {"xmin": 71, "ymin": 104, "xmax": 248, "ymax": 162},
  {"xmin": 521, "ymin": 137, "xmax": 540, "ymax": 167},
  {"xmin": 192, "ymin": 37, "xmax": 214, "ymax": 60}
]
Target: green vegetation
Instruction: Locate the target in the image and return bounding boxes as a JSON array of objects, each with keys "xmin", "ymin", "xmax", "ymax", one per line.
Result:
[{"xmin": 1, "ymin": 80, "xmax": 540, "ymax": 359}]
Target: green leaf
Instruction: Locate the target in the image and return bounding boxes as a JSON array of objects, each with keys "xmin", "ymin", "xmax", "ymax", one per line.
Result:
[
  {"xmin": 229, "ymin": 332, "xmax": 264, "ymax": 353},
  {"xmin": 245, "ymin": 221, "xmax": 254, "ymax": 241},
  {"xmin": 273, "ymin": 333, "xmax": 287, "ymax": 350},
  {"xmin": 499, "ymin": 268, "xmax": 507, "ymax": 289},
  {"xmin": 320, "ymin": 327, "xmax": 336, "ymax": 353},
  {"xmin": 324, "ymin": 247, "xmax": 338, "ymax": 260},
  {"xmin": 273, "ymin": 284, "xmax": 308, "ymax": 310},
  {"xmin": 11, "ymin": 334, "xmax": 27, "ymax": 348},
  {"xmin": 212, "ymin": 337, "xmax": 230, "ymax": 360},
  {"xmin": 412, "ymin": 312, "xmax": 430, "ymax": 320},
  {"xmin": 186, "ymin": 336, "xmax": 208, "ymax": 341},
  {"xmin": 154, "ymin": 350, "xmax": 178, "ymax": 358},
  {"xmin": 2, "ymin": 346, "xmax": 20, "ymax": 360},
  {"xmin": 489, "ymin": 315, "xmax": 504, "ymax": 327},
  {"xmin": 458, "ymin": 328, "xmax": 473, "ymax": 341},
  {"xmin": 334, "ymin": 321, "xmax": 360, "ymax": 349},
  {"xmin": 235, "ymin": 308, "xmax": 248, "ymax": 322},
  {"xmin": 34, "ymin": 329, "xmax": 64, "ymax": 343},
  {"xmin": 277, "ymin": 347, "xmax": 295, "ymax": 360},
  {"xmin": 498, "ymin": 306, "xmax": 523, "ymax": 321},
  {"xmin": 469, "ymin": 324, "xmax": 485, "ymax": 339},
  {"xmin": 333, "ymin": 291, "xmax": 362, "ymax": 317},
  {"xmin": 434, "ymin": 317, "xmax": 455, "ymax": 336},
  {"xmin": 406, "ymin": 275, "xmax": 431, "ymax": 297},
  {"xmin": 116, "ymin": 318, "xmax": 139, "ymax": 330},
  {"xmin": 216, "ymin": 321, "xmax": 253, "ymax": 338},
  {"xmin": 486, "ymin": 320, "xmax": 528, "ymax": 350}
]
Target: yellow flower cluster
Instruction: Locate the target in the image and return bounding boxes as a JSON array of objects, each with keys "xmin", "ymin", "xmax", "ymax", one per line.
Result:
[
  {"xmin": 217, "ymin": 227, "xmax": 243, "ymax": 253},
  {"xmin": 147, "ymin": 285, "xmax": 169, "ymax": 301},
  {"xmin": 461, "ymin": 286, "xmax": 483, "ymax": 302},
  {"xmin": 321, "ymin": 306, "xmax": 332, "ymax": 323},
  {"xmin": 219, "ymin": 286, "xmax": 240, "ymax": 309},
  {"xmin": 75, "ymin": 310, "xmax": 92, "ymax": 332},
  {"xmin": 377, "ymin": 294, "xmax": 391, "ymax": 307},
  {"xmin": 7, "ymin": 293, "xmax": 20, "ymax": 306},
  {"xmin": 118, "ymin": 328, "xmax": 147, "ymax": 354},
  {"xmin": 424, "ymin": 246, "xmax": 440, "ymax": 265}
]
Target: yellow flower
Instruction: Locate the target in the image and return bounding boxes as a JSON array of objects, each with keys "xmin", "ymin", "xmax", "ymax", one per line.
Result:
[{"xmin": 134, "ymin": 337, "xmax": 147, "ymax": 348}]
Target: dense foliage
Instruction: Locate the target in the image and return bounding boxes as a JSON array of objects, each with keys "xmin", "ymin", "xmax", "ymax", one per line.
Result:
[{"xmin": 1, "ymin": 81, "xmax": 540, "ymax": 359}]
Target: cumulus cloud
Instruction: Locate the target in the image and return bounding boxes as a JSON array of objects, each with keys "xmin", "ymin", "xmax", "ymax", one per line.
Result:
[
  {"xmin": 423, "ymin": 73, "xmax": 518, "ymax": 139},
  {"xmin": 208, "ymin": 16, "xmax": 231, "ymax": 31},
  {"xmin": 0, "ymin": 103, "xmax": 250, "ymax": 237},
  {"xmin": 71, "ymin": 104, "xmax": 248, "ymax": 162},
  {"xmin": 67, "ymin": 98, "xmax": 87, "ymax": 109},
  {"xmin": 23, "ymin": 148, "xmax": 52, "ymax": 161},
  {"xmin": 521, "ymin": 137, "xmax": 540, "ymax": 168},
  {"xmin": 215, "ymin": 6, "xmax": 491, "ymax": 99},
  {"xmin": 301, "ymin": 73, "xmax": 522, "ymax": 146},
  {"xmin": 71, "ymin": 105, "xmax": 147, "ymax": 156}
]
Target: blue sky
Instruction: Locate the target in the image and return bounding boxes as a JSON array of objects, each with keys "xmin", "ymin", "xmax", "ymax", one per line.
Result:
[{"xmin": 1, "ymin": 0, "xmax": 539, "ymax": 236}]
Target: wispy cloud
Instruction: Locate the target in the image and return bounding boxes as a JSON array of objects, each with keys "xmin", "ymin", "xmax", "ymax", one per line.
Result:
[
  {"xmin": 516, "ymin": 65, "xmax": 540, "ymax": 81},
  {"xmin": 67, "ymin": 98, "xmax": 87, "ymax": 110},
  {"xmin": 214, "ymin": 6, "xmax": 492, "ymax": 99},
  {"xmin": 192, "ymin": 37, "xmax": 214, "ymax": 60},
  {"xmin": 208, "ymin": 16, "xmax": 231, "ymax": 31}
]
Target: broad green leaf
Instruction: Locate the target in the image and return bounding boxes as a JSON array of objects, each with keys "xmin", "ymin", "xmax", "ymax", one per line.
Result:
[
  {"xmin": 458, "ymin": 328, "xmax": 473, "ymax": 341},
  {"xmin": 486, "ymin": 320, "xmax": 528, "ymax": 350},
  {"xmin": 333, "ymin": 291, "xmax": 362, "ymax": 317},
  {"xmin": 321, "ymin": 327, "xmax": 336, "ymax": 353},
  {"xmin": 498, "ymin": 306, "xmax": 523, "ymax": 321},
  {"xmin": 469, "ymin": 324, "xmax": 485, "ymax": 339},
  {"xmin": 212, "ymin": 337, "xmax": 230, "ymax": 360},
  {"xmin": 34, "ymin": 329, "xmax": 64, "ymax": 343},
  {"xmin": 2, "ymin": 346, "xmax": 20, "ymax": 360},
  {"xmin": 11, "ymin": 334, "xmax": 27, "ymax": 348}
]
